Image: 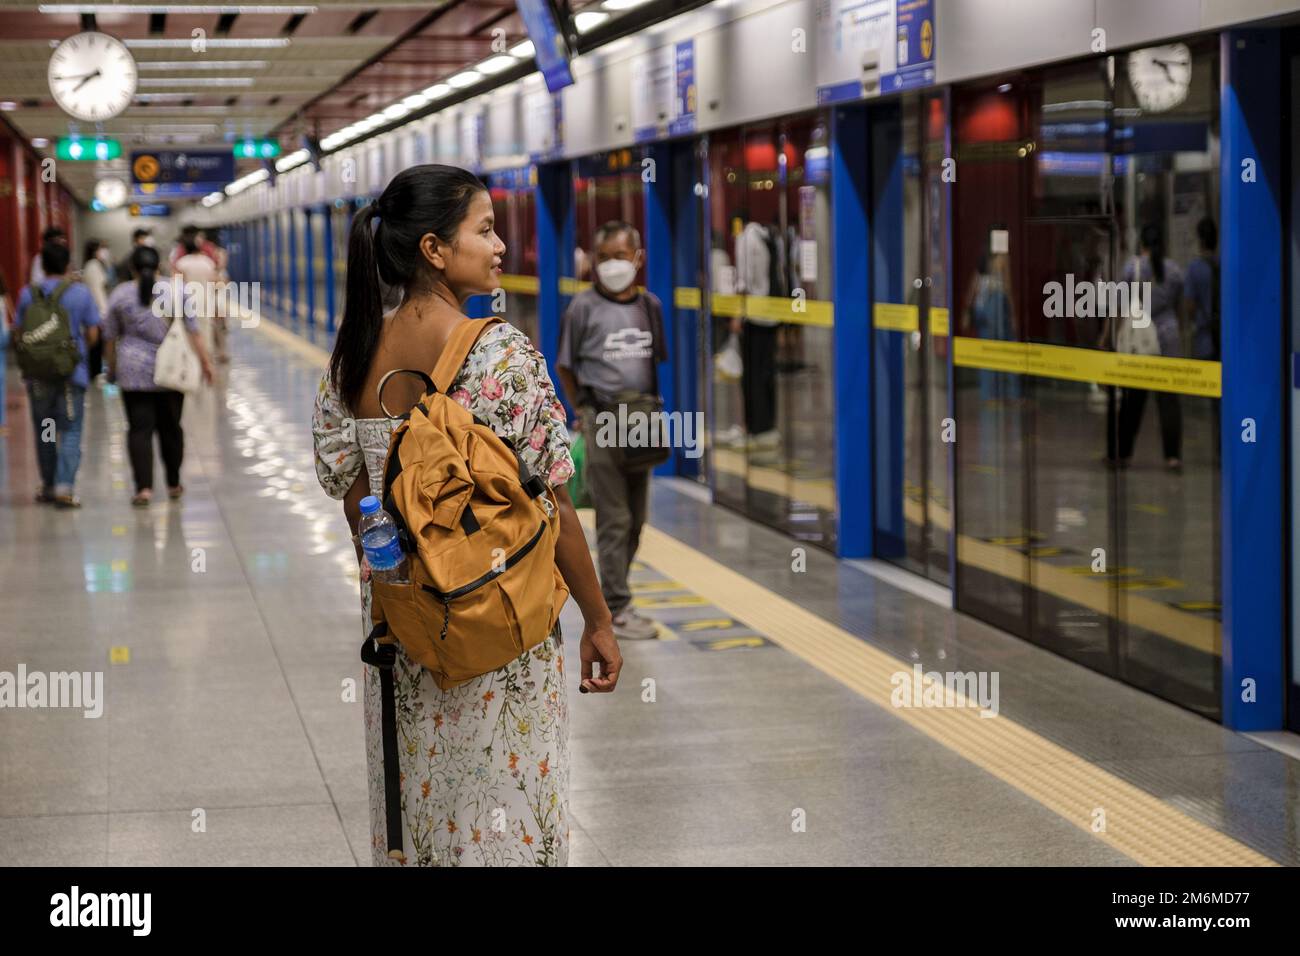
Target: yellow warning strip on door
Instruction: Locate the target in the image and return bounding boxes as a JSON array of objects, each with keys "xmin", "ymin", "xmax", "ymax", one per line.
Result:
[
  {"xmin": 498, "ymin": 273, "xmax": 540, "ymax": 295},
  {"xmin": 872, "ymin": 302, "xmax": 919, "ymax": 333},
  {"xmin": 953, "ymin": 336, "xmax": 1222, "ymax": 398},
  {"xmin": 634, "ymin": 524, "xmax": 1274, "ymax": 867}
]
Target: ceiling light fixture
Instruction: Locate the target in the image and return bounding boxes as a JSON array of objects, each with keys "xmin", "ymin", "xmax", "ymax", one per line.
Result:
[
  {"xmin": 381, "ymin": 103, "xmax": 409, "ymax": 121},
  {"xmin": 509, "ymin": 40, "xmax": 535, "ymax": 59},
  {"xmin": 574, "ymin": 11, "xmax": 610, "ymax": 32},
  {"xmin": 137, "ymin": 60, "xmax": 270, "ymax": 71},
  {"xmin": 446, "ymin": 70, "xmax": 481, "ymax": 89},
  {"xmin": 275, "ymin": 148, "xmax": 309, "ymax": 172},
  {"xmin": 139, "ymin": 77, "xmax": 257, "ymax": 87},
  {"xmin": 32, "ymin": 138, "xmax": 50, "ymax": 148},
  {"xmin": 120, "ymin": 38, "xmax": 292, "ymax": 49},
  {"xmin": 40, "ymin": 4, "xmax": 316, "ymax": 13},
  {"xmin": 477, "ymin": 55, "xmax": 515, "ymax": 75},
  {"xmin": 401, "ymin": 93, "xmax": 429, "ymax": 110},
  {"xmin": 422, "ymin": 83, "xmax": 451, "ymax": 99},
  {"xmin": 602, "ymin": 0, "xmax": 652, "ymax": 9},
  {"xmin": 0, "ymin": 101, "xmax": 17, "ymax": 111}
]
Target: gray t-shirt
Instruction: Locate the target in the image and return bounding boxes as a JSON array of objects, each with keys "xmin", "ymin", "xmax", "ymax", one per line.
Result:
[{"xmin": 557, "ymin": 288, "xmax": 667, "ymax": 404}]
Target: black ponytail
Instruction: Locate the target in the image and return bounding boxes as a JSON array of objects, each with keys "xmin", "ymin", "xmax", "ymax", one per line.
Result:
[
  {"xmin": 1140, "ymin": 223, "xmax": 1165, "ymax": 285},
  {"xmin": 328, "ymin": 163, "xmax": 486, "ymax": 411},
  {"xmin": 131, "ymin": 245, "xmax": 161, "ymax": 309}
]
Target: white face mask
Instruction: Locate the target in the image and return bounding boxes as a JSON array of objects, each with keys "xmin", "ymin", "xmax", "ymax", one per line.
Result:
[
  {"xmin": 140, "ymin": 236, "xmax": 155, "ymax": 248},
  {"xmin": 97, "ymin": 249, "xmax": 111, "ymax": 263},
  {"xmin": 595, "ymin": 258, "xmax": 637, "ymax": 294}
]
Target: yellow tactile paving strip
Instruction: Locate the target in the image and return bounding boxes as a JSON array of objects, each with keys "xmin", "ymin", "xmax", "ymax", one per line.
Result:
[
  {"xmin": 632, "ymin": 524, "xmax": 1275, "ymax": 867},
  {"xmin": 261, "ymin": 316, "xmax": 1273, "ymax": 867}
]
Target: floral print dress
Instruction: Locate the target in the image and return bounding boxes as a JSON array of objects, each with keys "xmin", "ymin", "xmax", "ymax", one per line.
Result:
[{"xmin": 312, "ymin": 321, "xmax": 576, "ymax": 866}]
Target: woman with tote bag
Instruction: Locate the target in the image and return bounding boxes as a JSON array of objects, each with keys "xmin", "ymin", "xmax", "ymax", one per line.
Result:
[{"xmin": 103, "ymin": 246, "xmax": 214, "ymax": 505}]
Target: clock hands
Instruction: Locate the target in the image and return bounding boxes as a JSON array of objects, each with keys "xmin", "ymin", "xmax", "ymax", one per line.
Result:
[
  {"xmin": 1151, "ymin": 57, "xmax": 1189, "ymax": 82},
  {"xmin": 52, "ymin": 69, "xmax": 102, "ymax": 91},
  {"xmin": 72, "ymin": 69, "xmax": 102, "ymax": 92}
]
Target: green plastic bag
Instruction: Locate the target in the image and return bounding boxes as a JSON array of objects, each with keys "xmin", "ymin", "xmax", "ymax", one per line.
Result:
[{"xmin": 568, "ymin": 430, "xmax": 591, "ymax": 508}]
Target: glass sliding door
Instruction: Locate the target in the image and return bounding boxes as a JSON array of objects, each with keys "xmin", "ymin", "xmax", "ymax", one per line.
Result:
[{"xmin": 871, "ymin": 92, "xmax": 953, "ymax": 586}]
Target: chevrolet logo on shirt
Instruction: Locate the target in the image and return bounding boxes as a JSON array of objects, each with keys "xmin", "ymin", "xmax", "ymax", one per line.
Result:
[{"xmin": 603, "ymin": 328, "xmax": 653, "ymax": 362}]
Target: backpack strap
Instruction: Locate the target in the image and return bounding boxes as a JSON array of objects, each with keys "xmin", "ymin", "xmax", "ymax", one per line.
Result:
[{"xmin": 431, "ymin": 316, "xmax": 503, "ymax": 394}]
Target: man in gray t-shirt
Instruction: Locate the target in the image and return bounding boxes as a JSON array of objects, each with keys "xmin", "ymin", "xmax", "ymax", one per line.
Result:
[{"xmin": 556, "ymin": 220, "xmax": 666, "ymax": 641}]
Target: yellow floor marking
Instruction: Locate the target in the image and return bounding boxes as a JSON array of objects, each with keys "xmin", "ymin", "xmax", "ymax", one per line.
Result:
[
  {"xmin": 109, "ymin": 647, "xmax": 130, "ymax": 664},
  {"xmin": 632, "ymin": 594, "xmax": 710, "ymax": 609},
  {"xmin": 633, "ymin": 523, "xmax": 1275, "ymax": 867},
  {"xmin": 681, "ymin": 617, "xmax": 737, "ymax": 631},
  {"xmin": 112, "ymin": 525, "xmax": 126, "ymax": 536},
  {"xmin": 630, "ymin": 580, "xmax": 689, "ymax": 593},
  {"xmin": 706, "ymin": 637, "xmax": 767, "ymax": 651}
]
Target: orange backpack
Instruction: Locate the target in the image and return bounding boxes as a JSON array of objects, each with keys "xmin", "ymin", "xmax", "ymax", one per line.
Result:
[
  {"xmin": 361, "ymin": 317, "xmax": 569, "ymax": 861},
  {"xmin": 364, "ymin": 316, "xmax": 569, "ymax": 687}
]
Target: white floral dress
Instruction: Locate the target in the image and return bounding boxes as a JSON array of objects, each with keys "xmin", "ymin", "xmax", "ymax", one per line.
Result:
[{"xmin": 312, "ymin": 321, "xmax": 576, "ymax": 866}]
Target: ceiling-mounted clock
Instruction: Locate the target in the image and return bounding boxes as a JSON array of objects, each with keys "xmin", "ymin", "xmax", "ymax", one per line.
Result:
[
  {"xmin": 48, "ymin": 31, "xmax": 137, "ymax": 122},
  {"xmin": 1126, "ymin": 43, "xmax": 1192, "ymax": 113},
  {"xmin": 94, "ymin": 177, "xmax": 127, "ymax": 210}
]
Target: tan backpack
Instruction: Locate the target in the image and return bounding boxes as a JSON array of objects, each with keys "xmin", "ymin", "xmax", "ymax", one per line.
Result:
[
  {"xmin": 364, "ymin": 316, "xmax": 569, "ymax": 690},
  {"xmin": 361, "ymin": 317, "xmax": 570, "ymax": 862}
]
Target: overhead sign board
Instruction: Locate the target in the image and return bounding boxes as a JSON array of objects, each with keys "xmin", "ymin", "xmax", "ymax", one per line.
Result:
[{"xmin": 131, "ymin": 149, "xmax": 236, "ymax": 197}]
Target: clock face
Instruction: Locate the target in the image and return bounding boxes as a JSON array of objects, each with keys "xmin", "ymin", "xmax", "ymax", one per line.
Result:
[
  {"xmin": 94, "ymin": 177, "xmax": 127, "ymax": 210},
  {"xmin": 1126, "ymin": 43, "xmax": 1192, "ymax": 113},
  {"xmin": 48, "ymin": 32, "xmax": 137, "ymax": 123}
]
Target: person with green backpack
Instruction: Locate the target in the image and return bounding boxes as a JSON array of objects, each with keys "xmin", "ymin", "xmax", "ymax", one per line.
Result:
[{"xmin": 14, "ymin": 241, "xmax": 102, "ymax": 508}]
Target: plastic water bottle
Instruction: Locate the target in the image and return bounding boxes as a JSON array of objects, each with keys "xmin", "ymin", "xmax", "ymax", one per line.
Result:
[{"xmin": 358, "ymin": 495, "xmax": 409, "ymax": 584}]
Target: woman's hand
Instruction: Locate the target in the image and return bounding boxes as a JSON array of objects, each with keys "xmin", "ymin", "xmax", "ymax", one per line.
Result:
[
  {"xmin": 579, "ymin": 617, "xmax": 621, "ymax": 694},
  {"xmin": 201, "ymin": 358, "xmax": 215, "ymax": 384}
]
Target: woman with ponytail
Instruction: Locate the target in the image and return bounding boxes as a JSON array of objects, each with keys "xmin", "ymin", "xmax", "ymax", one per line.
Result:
[
  {"xmin": 104, "ymin": 245, "xmax": 215, "ymax": 505},
  {"xmin": 312, "ymin": 164, "xmax": 620, "ymax": 867}
]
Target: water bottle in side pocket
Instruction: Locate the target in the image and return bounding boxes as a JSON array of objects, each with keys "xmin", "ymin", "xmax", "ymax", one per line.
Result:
[{"xmin": 358, "ymin": 495, "xmax": 409, "ymax": 584}]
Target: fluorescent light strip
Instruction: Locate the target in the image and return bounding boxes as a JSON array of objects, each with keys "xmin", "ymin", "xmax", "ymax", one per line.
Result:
[
  {"xmin": 40, "ymin": 4, "xmax": 316, "ymax": 13},
  {"xmin": 422, "ymin": 82, "xmax": 451, "ymax": 98},
  {"xmin": 477, "ymin": 55, "xmax": 515, "ymax": 75},
  {"xmin": 602, "ymin": 0, "xmax": 651, "ymax": 9},
  {"xmin": 574, "ymin": 11, "xmax": 610, "ymax": 31},
  {"xmin": 275, "ymin": 148, "xmax": 309, "ymax": 172},
  {"xmin": 139, "ymin": 77, "xmax": 256, "ymax": 87},
  {"xmin": 447, "ymin": 70, "xmax": 481, "ymax": 88},
  {"xmin": 509, "ymin": 40, "xmax": 535, "ymax": 58},
  {"xmin": 121, "ymin": 38, "xmax": 292, "ymax": 49},
  {"xmin": 138, "ymin": 60, "xmax": 269, "ymax": 71}
]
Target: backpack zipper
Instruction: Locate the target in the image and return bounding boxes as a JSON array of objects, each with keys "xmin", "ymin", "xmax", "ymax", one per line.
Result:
[{"xmin": 421, "ymin": 520, "xmax": 548, "ymax": 637}]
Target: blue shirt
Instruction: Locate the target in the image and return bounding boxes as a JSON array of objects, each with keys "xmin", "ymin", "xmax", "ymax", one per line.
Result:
[
  {"xmin": 17, "ymin": 278, "xmax": 101, "ymax": 388},
  {"xmin": 1184, "ymin": 254, "xmax": 1218, "ymax": 361}
]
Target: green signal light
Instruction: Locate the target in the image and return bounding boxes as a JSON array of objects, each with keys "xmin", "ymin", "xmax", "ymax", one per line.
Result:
[
  {"xmin": 56, "ymin": 137, "xmax": 121, "ymax": 161},
  {"xmin": 234, "ymin": 139, "xmax": 280, "ymax": 159}
]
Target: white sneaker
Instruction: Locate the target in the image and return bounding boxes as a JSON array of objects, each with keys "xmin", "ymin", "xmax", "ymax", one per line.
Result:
[
  {"xmin": 611, "ymin": 608, "xmax": 658, "ymax": 640},
  {"xmin": 751, "ymin": 429, "xmax": 781, "ymax": 448},
  {"xmin": 715, "ymin": 424, "xmax": 746, "ymax": 447}
]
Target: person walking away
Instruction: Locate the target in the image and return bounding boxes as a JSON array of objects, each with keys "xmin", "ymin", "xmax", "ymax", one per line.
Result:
[
  {"xmin": 174, "ymin": 234, "xmax": 219, "ymax": 361},
  {"xmin": 104, "ymin": 246, "xmax": 214, "ymax": 506},
  {"xmin": 116, "ymin": 228, "xmax": 159, "ymax": 284},
  {"xmin": 82, "ymin": 239, "xmax": 111, "ymax": 382},
  {"xmin": 30, "ymin": 227, "xmax": 68, "ymax": 286},
  {"xmin": 14, "ymin": 241, "xmax": 101, "ymax": 507},
  {"xmin": 555, "ymin": 220, "xmax": 667, "ymax": 641}
]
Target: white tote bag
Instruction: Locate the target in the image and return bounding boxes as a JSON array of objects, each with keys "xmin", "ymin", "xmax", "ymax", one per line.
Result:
[
  {"xmin": 1115, "ymin": 256, "xmax": 1161, "ymax": 356},
  {"xmin": 153, "ymin": 316, "xmax": 202, "ymax": 393}
]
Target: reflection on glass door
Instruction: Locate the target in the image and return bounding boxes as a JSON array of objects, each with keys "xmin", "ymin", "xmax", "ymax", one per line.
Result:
[
  {"xmin": 951, "ymin": 39, "xmax": 1223, "ymax": 718},
  {"xmin": 489, "ymin": 168, "xmax": 540, "ymax": 344},
  {"xmin": 870, "ymin": 92, "xmax": 952, "ymax": 585},
  {"xmin": 701, "ymin": 115, "xmax": 836, "ymax": 548}
]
